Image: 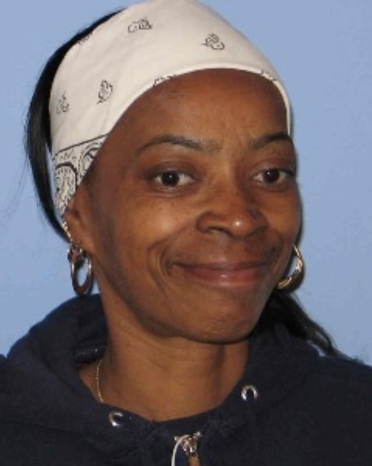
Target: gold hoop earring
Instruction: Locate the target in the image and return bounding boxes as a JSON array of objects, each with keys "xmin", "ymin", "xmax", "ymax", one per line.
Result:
[
  {"xmin": 277, "ymin": 245, "xmax": 304, "ymax": 291},
  {"xmin": 62, "ymin": 222, "xmax": 93, "ymax": 296}
]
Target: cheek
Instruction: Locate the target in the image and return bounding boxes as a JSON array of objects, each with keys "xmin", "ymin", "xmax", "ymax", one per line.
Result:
[
  {"xmin": 268, "ymin": 190, "xmax": 302, "ymax": 238},
  {"xmin": 288, "ymin": 193, "xmax": 302, "ymax": 238},
  {"xmin": 275, "ymin": 194, "xmax": 302, "ymax": 269},
  {"xmin": 130, "ymin": 199, "xmax": 189, "ymax": 237},
  {"xmin": 100, "ymin": 195, "xmax": 193, "ymax": 266}
]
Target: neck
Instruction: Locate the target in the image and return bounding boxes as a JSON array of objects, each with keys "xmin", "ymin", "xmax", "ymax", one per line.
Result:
[{"xmin": 82, "ymin": 313, "xmax": 249, "ymax": 422}]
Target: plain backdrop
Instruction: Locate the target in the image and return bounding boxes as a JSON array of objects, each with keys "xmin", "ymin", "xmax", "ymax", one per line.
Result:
[{"xmin": 0, "ymin": 1, "xmax": 371, "ymax": 358}]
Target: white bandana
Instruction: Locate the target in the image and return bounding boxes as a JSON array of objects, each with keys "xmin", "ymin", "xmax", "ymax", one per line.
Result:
[{"xmin": 50, "ymin": 0, "xmax": 291, "ymax": 215}]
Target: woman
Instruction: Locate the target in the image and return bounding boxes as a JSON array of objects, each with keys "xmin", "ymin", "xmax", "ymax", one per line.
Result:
[{"xmin": 1, "ymin": 0, "xmax": 371, "ymax": 464}]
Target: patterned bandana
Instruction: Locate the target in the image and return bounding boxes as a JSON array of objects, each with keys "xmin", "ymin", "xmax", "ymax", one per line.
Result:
[{"xmin": 50, "ymin": 0, "xmax": 291, "ymax": 215}]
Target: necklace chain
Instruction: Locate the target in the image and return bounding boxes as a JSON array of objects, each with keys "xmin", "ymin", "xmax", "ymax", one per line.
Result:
[
  {"xmin": 95, "ymin": 359, "xmax": 104, "ymax": 403},
  {"xmin": 97, "ymin": 357, "xmax": 202, "ymax": 466}
]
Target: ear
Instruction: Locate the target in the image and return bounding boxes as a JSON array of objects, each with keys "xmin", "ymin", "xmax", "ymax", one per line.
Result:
[{"xmin": 63, "ymin": 185, "xmax": 97, "ymax": 255}]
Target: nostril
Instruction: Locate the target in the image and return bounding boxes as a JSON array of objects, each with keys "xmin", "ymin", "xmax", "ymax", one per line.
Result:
[
  {"xmin": 248, "ymin": 206, "xmax": 264, "ymax": 220},
  {"xmin": 196, "ymin": 208, "xmax": 266, "ymax": 240}
]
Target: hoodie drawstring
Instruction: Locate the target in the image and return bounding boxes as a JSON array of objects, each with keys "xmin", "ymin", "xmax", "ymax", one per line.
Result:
[{"xmin": 171, "ymin": 432, "xmax": 202, "ymax": 466}]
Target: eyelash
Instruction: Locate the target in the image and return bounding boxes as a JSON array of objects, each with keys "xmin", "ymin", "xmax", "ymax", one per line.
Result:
[
  {"xmin": 150, "ymin": 165, "xmax": 296, "ymax": 190},
  {"xmin": 252, "ymin": 167, "xmax": 296, "ymax": 185},
  {"xmin": 153, "ymin": 170, "xmax": 194, "ymax": 188}
]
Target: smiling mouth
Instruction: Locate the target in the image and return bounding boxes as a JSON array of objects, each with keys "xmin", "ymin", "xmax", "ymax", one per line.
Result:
[{"xmin": 171, "ymin": 261, "xmax": 269, "ymax": 287}]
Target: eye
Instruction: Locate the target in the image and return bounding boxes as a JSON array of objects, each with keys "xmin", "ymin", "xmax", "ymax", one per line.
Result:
[
  {"xmin": 253, "ymin": 168, "xmax": 295, "ymax": 185},
  {"xmin": 154, "ymin": 170, "xmax": 194, "ymax": 187}
]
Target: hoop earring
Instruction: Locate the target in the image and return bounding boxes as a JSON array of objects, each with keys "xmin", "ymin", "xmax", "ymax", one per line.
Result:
[
  {"xmin": 62, "ymin": 222, "xmax": 93, "ymax": 296},
  {"xmin": 277, "ymin": 245, "xmax": 304, "ymax": 291}
]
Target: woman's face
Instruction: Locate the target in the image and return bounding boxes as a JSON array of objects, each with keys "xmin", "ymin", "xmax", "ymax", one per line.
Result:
[{"xmin": 69, "ymin": 69, "xmax": 301, "ymax": 343}]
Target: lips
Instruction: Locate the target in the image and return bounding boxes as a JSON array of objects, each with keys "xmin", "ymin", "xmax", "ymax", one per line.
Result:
[{"xmin": 171, "ymin": 260, "xmax": 269, "ymax": 287}]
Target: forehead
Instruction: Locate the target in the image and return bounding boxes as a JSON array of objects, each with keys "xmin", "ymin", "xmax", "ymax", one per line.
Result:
[
  {"xmin": 114, "ymin": 69, "xmax": 288, "ymax": 141},
  {"xmin": 88, "ymin": 69, "xmax": 293, "ymax": 193}
]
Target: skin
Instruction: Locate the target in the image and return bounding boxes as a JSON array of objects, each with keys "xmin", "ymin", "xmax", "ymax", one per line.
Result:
[{"xmin": 66, "ymin": 69, "xmax": 301, "ymax": 421}]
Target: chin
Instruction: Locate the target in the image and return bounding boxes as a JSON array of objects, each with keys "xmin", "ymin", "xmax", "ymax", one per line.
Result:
[{"xmin": 181, "ymin": 305, "xmax": 264, "ymax": 345}]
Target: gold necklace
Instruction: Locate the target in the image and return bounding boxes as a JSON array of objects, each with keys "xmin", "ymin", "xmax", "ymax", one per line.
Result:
[{"xmin": 95, "ymin": 359, "xmax": 104, "ymax": 403}]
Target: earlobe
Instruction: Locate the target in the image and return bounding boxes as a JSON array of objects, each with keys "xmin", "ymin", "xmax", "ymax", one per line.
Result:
[
  {"xmin": 63, "ymin": 188, "xmax": 96, "ymax": 255},
  {"xmin": 63, "ymin": 197, "xmax": 83, "ymax": 244}
]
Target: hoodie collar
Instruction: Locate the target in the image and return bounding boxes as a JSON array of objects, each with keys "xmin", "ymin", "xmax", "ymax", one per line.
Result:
[{"xmin": 0, "ymin": 295, "xmax": 317, "ymax": 461}]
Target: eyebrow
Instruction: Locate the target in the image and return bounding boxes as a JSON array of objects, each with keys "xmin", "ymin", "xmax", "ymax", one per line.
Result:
[
  {"xmin": 136, "ymin": 134, "xmax": 219, "ymax": 156},
  {"xmin": 136, "ymin": 131, "xmax": 293, "ymax": 157},
  {"xmin": 250, "ymin": 132, "xmax": 294, "ymax": 150}
]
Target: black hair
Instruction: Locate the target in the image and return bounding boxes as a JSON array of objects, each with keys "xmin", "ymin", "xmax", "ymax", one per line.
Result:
[
  {"xmin": 257, "ymin": 290, "xmax": 341, "ymax": 356},
  {"xmin": 25, "ymin": 11, "xmax": 120, "ymax": 239},
  {"xmin": 24, "ymin": 10, "xmax": 342, "ymax": 357}
]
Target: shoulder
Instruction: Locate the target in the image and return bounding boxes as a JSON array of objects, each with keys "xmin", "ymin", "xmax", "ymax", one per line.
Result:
[
  {"xmin": 315, "ymin": 353, "xmax": 372, "ymax": 391},
  {"xmin": 2, "ymin": 294, "xmax": 106, "ymax": 369},
  {"xmin": 8, "ymin": 295, "xmax": 104, "ymax": 349},
  {"xmin": 260, "ymin": 339, "xmax": 372, "ymax": 464},
  {"xmin": 270, "ymin": 331, "xmax": 372, "ymax": 424},
  {"xmin": 311, "ymin": 353, "xmax": 372, "ymax": 412},
  {"xmin": 293, "ymin": 351, "xmax": 372, "ymax": 420}
]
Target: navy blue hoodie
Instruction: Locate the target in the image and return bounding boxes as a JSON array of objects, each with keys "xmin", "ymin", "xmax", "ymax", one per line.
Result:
[{"xmin": 0, "ymin": 295, "xmax": 372, "ymax": 465}]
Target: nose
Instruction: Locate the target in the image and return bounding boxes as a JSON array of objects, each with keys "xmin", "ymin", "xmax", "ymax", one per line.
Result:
[{"xmin": 196, "ymin": 184, "xmax": 268, "ymax": 239}]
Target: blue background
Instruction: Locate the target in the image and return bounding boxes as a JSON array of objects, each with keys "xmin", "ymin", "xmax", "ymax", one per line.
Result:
[{"xmin": 0, "ymin": 1, "xmax": 371, "ymax": 359}]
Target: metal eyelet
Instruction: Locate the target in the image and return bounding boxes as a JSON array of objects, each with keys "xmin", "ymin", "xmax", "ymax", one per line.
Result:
[
  {"xmin": 108, "ymin": 411, "xmax": 124, "ymax": 427},
  {"xmin": 241, "ymin": 385, "xmax": 259, "ymax": 402}
]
